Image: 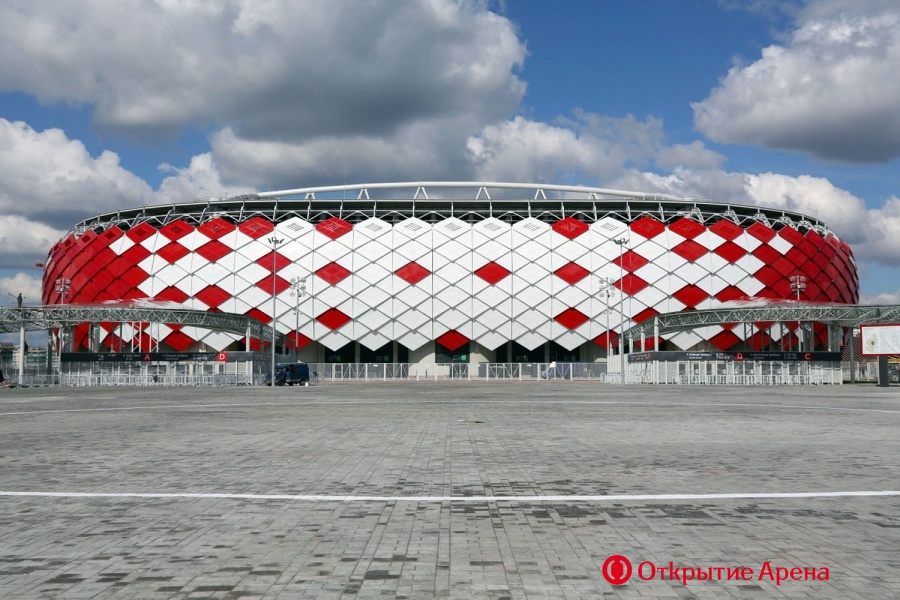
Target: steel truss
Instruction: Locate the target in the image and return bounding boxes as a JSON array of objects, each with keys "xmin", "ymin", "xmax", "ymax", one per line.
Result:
[
  {"xmin": 623, "ymin": 303, "xmax": 900, "ymax": 338},
  {"xmin": 0, "ymin": 305, "xmax": 278, "ymax": 343},
  {"xmin": 70, "ymin": 181, "xmax": 828, "ymax": 236}
]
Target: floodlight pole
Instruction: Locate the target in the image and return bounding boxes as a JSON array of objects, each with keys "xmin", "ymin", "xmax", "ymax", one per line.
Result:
[
  {"xmin": 267, "ymin": 236, "xmax": 284, "ymax": 386},
  {"xmin": 54, "ymin": 278, "xmax": 71, "ymax": 373},
  {"xmin": 10, "ymin": 293, "xmax": 26, "ymax": 384},
  {"xmin": 597, "ymin": 276, "xmax": 615, "ymax": 360},
  {"xmin": 789, "ymin": 274, "xmax": 807, "ymax": 351},
  {"xmin": 613, "ymin": 237, "xmax": 629, "ymax": 383},
  {"xmin": 290, "ymin": 276, "xmax": 307, "ymax": 358}
]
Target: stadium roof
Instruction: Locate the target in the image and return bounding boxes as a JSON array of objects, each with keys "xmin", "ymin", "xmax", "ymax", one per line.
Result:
[
  {"xmin": 73, "ymin": 181, "xmax": 830, "ymax": 234},
  {"xmin": 623, "ymin": 302, "xmax": 900, "ymax": 338},
  {"xmin": 0, "ymin": 305, "xmax": 278, "ymax": 343}
]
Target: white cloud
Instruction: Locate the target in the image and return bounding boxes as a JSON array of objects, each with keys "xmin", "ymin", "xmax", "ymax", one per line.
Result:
[
  {"xmin": 0, "ymin": 272, "xmax": 42, "ymax": 305},
  {"xmin": 860, "ymin": 289, "xmax": 900, "ymax": 304},
  {"xmin": 0, "ymin": 118, "xmax": 154, "ymax": 227},
  {"xmin": 655, "ymin": 141, "xmax": 725, "ymax": 170},
  {"xmin": 693, "ymin": 2, "xmax": 900, "ymax": 162},
  {"xmin": 0, "ymin": 0, "xmax": 525, "ymax": 141},
  {"xmin": 466, "ymin": 113, "xmax": 664, "ymax": 182},
  {"xmin": 0, "ymin": 215, "xmax": 65, "ymax": 268},
  {"xmin": 156, "ymin": 153, "xmax": 250, "ymax": 204}
]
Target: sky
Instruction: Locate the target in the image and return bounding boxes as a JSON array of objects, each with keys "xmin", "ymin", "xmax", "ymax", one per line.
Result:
[{"xmin": 1, "ymin": 0, "xmax": 900, "ymax": 314}]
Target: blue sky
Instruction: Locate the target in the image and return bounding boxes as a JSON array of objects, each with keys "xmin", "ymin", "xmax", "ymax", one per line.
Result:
[{"xmin": 1, "ymin": 0, "xmax": 899, "ymax": 308}]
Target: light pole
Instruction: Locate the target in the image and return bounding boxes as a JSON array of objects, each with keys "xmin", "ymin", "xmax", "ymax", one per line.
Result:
[
  {"xmin": 267, "ymin": 236, "xmax": 284, "ymax": 387},
  {"xmin": 289, "ymin": 276, "xmax": 307, "ymax": 358},
  {"xmin": 613, "ymin": 237, "xmax": 629, "ymax": 381},
  {"xmin": 597, "ymin": 276, "xmax": 615, "ymax": 360},
  {"xmin": 8, "ymin": 293, "xmax": 26, "ymax": 384},
  {"xmin": 789, "ymin": 274, "xmax": 807, "ymax": 351},
  {"xmin": 55, "ymin": 277, "xmax": 71, "ymax": 354}
]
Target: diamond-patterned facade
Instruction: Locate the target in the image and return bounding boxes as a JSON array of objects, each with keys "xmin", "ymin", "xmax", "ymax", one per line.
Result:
[{"xmin": 42, "ymin": 207, "xmax": 859, "ymax": 354}]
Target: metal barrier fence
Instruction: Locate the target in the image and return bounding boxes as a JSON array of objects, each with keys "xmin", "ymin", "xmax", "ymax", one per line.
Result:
[
  {"xmin": 307, "ymin": 362, "xmax": 616, "ymax": 382},
  {"xmin": 0, "ymin": 359, "xmax": 878, "ymax": 387},
  {"xmin": 626, "ymin": 359, "xmax": 843, "ymax": 385}
]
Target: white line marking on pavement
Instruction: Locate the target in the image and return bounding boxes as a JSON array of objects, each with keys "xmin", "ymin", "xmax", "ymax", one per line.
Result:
[
  {"xmin": 2, "ymin": 399, "xmax": 900, "ymax": 417},
  {"xmin": 0, "ymin": 490, "xmax": 898, "ymax": 503}
]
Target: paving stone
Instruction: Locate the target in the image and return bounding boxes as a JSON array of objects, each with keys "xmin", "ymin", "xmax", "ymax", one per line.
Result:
[{"xmin": 0, "ymin": 383, "xmax": 897, "ymax": 598}]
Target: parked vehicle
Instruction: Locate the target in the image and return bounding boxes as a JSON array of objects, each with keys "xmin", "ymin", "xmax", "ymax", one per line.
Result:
[{"xmin": 266, "ymin": 362, "xmax": 311, "ymax": 386}]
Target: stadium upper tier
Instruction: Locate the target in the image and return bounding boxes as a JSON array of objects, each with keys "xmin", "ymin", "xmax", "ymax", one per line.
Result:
[{"xmin": 43, "ymin": 182, "xmax": 858, "ymax": 357}]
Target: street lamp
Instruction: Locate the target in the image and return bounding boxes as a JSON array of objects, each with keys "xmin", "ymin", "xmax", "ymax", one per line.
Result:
[
  {"xmin": 55, "ymin": 278, "xmax": 71, "ymax": 355},
  {"xmin": 267, "ymin": 236, "xmax": 284, "ymax": 387},
  {"xmin": 613, "ymin": 237, "xmax": 629, "ymax": 381},
  {"xmin": 289, "ymin": 276, "xmax": 307, "ymax": 358},
  {"xmin": 789, "ymin": 274, "xmax": 807, "ymax": 351},
  {"xmin": 597, "ymin": 276, "xmax": 615, "ymax": 359},
  {"xmin": 8, "ymin": 293, "xmax": 26, "ymax": 383}
]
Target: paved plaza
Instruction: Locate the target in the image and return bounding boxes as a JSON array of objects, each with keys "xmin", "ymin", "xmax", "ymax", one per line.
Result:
[{"xmin": 0, "ymin": 383, "xmax": 898, "ymax": 599}]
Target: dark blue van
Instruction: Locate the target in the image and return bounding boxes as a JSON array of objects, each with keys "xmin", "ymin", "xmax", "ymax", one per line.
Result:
[{"xmin": 267, "ymin": 362, "xmax": 311, "ymax": 386}]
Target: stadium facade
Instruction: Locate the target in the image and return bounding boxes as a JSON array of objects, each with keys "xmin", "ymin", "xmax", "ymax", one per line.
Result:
[{"xmin": 41, "ymin": 183, "xmax": 859, "ymax": 363}]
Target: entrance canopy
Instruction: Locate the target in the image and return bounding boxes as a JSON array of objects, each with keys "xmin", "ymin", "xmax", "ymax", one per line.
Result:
[
  {"xmin": 0, "ymin": 304, "xmax": 278, "ymax": 343},
  {"xmin": 623, "ymin": 302, "xmax": 900, "ymax": 339}
]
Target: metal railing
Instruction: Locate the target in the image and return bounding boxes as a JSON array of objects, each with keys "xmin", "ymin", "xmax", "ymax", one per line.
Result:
[{"xmin": 627, "ymin": 359, "xmax": 844, "ymax": 385}]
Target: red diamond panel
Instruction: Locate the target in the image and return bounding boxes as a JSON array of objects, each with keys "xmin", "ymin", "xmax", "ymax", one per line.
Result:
[
  {"xmin": 436, "ymin": 330, "xmax": 469, "ymax": 351},
  {"xmin": 708, "ymin": 219, "xmax": 743, "ymax": 241},
  {"xmin": 593, "ymin": 330, "xmax": 620, "ymax": 348},
  {"xmin": 256, "ymin": 274, "xmax": 291, "ymax": 295},
  {"xmin": 747, "ymin": 330, "xmax": 771, "ymax": 351},
  {"xmin": 552, "ymin": 217, "xmax": 589, "ymax": 240},
  {"xmin": 285, "ymin": 331, "xmax": 312, "ymax": 350},
  {"xmin": 120, "ymin": 266, "xmax": 150, "ymax": 287},
  {"xmin": 715, "ymin": 286, "xmax": 747, "ymax": 303},
  {"xmin": 316, "ymin": 217, "xmax": 353, "ymax": 240},
  {"xmin": 752, "ymin": 244, "xmax": 780, "ymax": 265},
  {"xmin": 554, "ymin": 261, "xmax": 590, "ymax": 284},
  {"xmin": 245, "ymin": 307, "xmax": 271, "ymax": 324},
  {"xmin": 198, "ymin": 217, "xmax": 236, "ymax": 240},
  {"xmin": 126, "ymin": 222, "xmax": 156, "ymax": 243},
  {"xmin": 159, "ymin": 220, "xmax": 193, "ymax": 242},
  {"xmin": 317, "ymin": 307, "xmax": 351, "ymax": 330},
  {"xmin": 239, "ymin": 217, "xmax": 275, "ymax": 239},
  {"xmin": 163, "ymin": 330, "xmax": 195, "ymax": 352},
  {"xmin": 747, "ymin": 222, "xmax": 776, "ymax": 243},
  {"xmin": 196, "ymin": 240, "xmax": 232, "ymax": 263},
  {"xmin": 673, "ymin": 285, "xmax": 709, "ymax": 309},
  {"xmin": 633, "ymin": 307, "xmax": 659, "ymax": 324},
  {"xmin": 630, "ymin": 216, "xmax": 665, "ymax": 239},
  {"xmin": 614, "ymin": 274, "xmax": 648, "ymax": 296},
  {"xmin": 710, "ymin": 329, "xmax": 741, "ymax": 351},
  {"xmin": 754, "ymin": 266, "xmax": 782, "ymax": 287},
  {"xmin": 713, "ymin": 241, "xmax": 747, "ymax": 262},
  {"xmin": 474, "ymin": 261, "xmax": 510, "ymax": 285},
  {"xmin": 195, "ymin": 285, "xmax": 231, "ymax": 309},
  {"xmin": 95, "ymin": 226, "xmax": 124, "ymax": 248},
  {"xmin": 316, "ymin": 261, "xmax": 351, "ymax": 285},
  {"xmin": 778, "ymin": 226, "xmax": 804, "ymax": 246},
  {"xmin": 156, "ymin": 242, "xmax": 190, "ymax": 264},
  {"xmin": 612, "ymin": 250, "xmax": 648, "ymax": 272},
  {"xmin": 785, "ymin": 248, "xmax": 808, "ymax": 269},
  {"xmin": 395, "ymin": 261, "xmax": 430, "ymax": 285},
  {"xmin": 155, "ymin": 286, "xmax": 189, "ymax": 303},
  {"xmin": 669, "ymin": 217, "xmax": 705, "ymax": 239},
  {"xmin": 256, "ymin": 251, "xmax": 292, "ymax": 273},
  {"xmin": 119, "ymin": 243, "xmax": 152, "ymax": 266},
  {"xmin": 672, "ymin": 239, "xmax": 707, "ymax": 262},
  {"xmin": 554, "ymin": 307, "xmax": 589, "ymax": 330},
  {"xmin": 772, "ymin": 256, "xmax": 797, "ymax": 277}
]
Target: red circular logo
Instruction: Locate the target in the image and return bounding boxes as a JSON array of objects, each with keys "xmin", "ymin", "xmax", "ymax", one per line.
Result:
[{"xmin": 602, "ymin": 554, "xmax": 633, "ymax": 585}]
